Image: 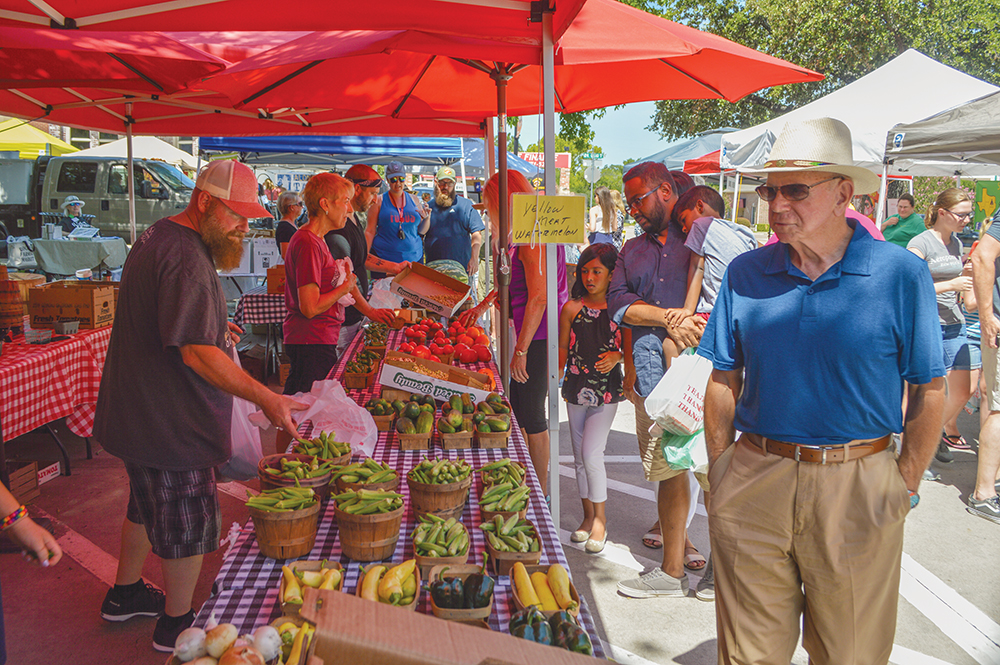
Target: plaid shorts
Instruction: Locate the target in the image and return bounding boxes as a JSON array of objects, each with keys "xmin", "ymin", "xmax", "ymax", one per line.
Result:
[{"xmin": 124, "ymin": 462, "xmax": 221, "ymax": 560}]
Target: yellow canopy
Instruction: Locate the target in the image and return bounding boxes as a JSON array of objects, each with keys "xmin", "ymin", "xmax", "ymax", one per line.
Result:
[{"xmin": 0, "ymin": 118, "xmax": 78, "ymax": 158}]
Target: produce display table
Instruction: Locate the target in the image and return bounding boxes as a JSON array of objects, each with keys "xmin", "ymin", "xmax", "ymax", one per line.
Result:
[
  {"xmin": 232, "ymin": 284, "xmax": 284, "ymax": 326},
  {"xmin": 0, "ymin": 326, "xmax": 111, "ymax": 485},
  {"xmin": 33, "ymin": 238, "xmax": 128, "ymax": 277},
  {"xmin": 199, "ymin": 326, "xmax": 606, "ymax": 659}
]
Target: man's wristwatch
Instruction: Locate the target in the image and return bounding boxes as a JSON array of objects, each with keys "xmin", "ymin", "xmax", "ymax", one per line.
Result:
[{"xmin": 514, "ymin": 349, "xmax": 527, "ymax": 358}]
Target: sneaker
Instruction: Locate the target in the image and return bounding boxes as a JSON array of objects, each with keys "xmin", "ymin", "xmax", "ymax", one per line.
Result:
[
  {"xmin": 695, "ymin": 556, "xmax": 714, "ymax": 602},
  {"xmin": 934, "ymin": 440, "xmax": 954, "ymax": 464},
  {"xmin": 152, "ymin": 610, "xmax": 196, "ymax": 653},
  {"xmin": 967, "ymin": 494, "xmax": 1000, "ymax": 525},
  {"xmin": 100, "ymin": 580, "xmax": 165, "ymax": 622},
  {"xmin": 923, "ymin": 468, "xmax": 941, "ymax": 482},
  {"xmin": 617, "ymin": 567, "xmax": 688, "ymax": 598}
]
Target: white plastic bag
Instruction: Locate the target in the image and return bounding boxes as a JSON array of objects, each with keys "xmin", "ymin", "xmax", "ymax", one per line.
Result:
[
  {"xmin": 218, "ymin": 347, "xmax": 264, "ymax": 481},
  {"xmin": 368, "ymin": 276, "xmax": 403, "ymax": 310},
  {"xmin": 333, "ymin": 257, "xmax": 356, "ymax": 307},
  {"xmin": 644, "ymin": 349, "xmax": 714, "ymax": 435},
  {"xmin": 249, "ymin": 379, "xmax": 379, "ymax": 458}
]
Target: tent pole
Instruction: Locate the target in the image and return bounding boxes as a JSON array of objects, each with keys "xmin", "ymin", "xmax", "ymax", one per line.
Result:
[
  {"xmin": 485, "ymin": 121, "xmax": 496, "ymax": 179},
  {"xmin": 542, "ymin": 9, "xmax": 560, "ymax": 526},
  {"xmin": 493, "ymin": 65, "xmax": 512, "ymax": 394},
  {"xmin": 126, "ymin": 103, "xmax": 136, "ymax": 245},
  {"xmin": 459, "ymin": 138, "xmax": 468, "ymax": 197},
  {"xmin": 875, "ymin": 163, "xmax": 889, "ymax": 227},
  {"xmin": 731, "ymin": 173, "xmax": 741, "ymax": 224}
]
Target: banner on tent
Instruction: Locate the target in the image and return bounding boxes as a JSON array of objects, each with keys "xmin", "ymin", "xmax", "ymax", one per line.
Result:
[{"xmin": 511, "ymin": 194, "xmax": 585, "ymax": 244}]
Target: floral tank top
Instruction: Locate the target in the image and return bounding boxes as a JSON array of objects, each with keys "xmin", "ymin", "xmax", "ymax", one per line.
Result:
[{"xmin": 561, "ymin": 304, "xmax": 625, "ymax": 406}]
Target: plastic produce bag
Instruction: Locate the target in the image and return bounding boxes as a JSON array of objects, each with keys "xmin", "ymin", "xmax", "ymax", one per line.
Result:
[
  {"xmin": 217, "ymin": 347, "xmax": 264, "ymax": 482},
  {"xmin": 659, "ymin": 427, "xmax": 707, "ymax": 472},
  {"xmin": 368, "ymin": 276, "xmax": 403, "ymax": 310},
  {"xmin": 644, "ymin": 348, "xmax": 713, "ymax": 435},
  {"xmin": 333, "ymin": 257, "xmax": 356, "ymax": 307},
  {"xmin": 6, "ymin": 236, "xmax": 36, "ymax": 269},
  {"xmin": 249, "ymin": 379, "xmax": 379, "ymax": 458}
]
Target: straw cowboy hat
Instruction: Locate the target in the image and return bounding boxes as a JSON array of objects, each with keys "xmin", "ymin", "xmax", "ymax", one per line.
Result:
[{"xmin": 742, "ymin": 117, "xmax": 881, "ymax": 195}]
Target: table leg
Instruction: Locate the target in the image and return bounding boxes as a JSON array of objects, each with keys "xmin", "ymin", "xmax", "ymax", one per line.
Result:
[
  {"xmin": 44, "ymin": 424, "xmax": 72, "ymax": 476},
  {"xmin": 85, "ymin": 437, "xmax": 93, "ymax": 460},
  {"xmin": 0, "ymin": 415, "xmax": 8, "ymax": 489}
]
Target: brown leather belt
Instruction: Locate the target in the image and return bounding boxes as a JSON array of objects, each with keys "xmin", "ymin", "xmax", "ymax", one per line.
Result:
[{"xmin": 743, "ymin": 432, "xmax": 892, "ymax": 465}]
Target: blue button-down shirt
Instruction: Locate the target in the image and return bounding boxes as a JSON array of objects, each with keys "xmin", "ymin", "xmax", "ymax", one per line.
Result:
[
  {"xmin": 697, "ymin": 221, "xmax": 945, "ymax": 445},
  {"xmin": 607, "ymin": 222, "xmax": 691, "ymax": 397}
]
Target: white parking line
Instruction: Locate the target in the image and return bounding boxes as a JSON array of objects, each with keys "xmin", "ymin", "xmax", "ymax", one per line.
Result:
[
  {"xmin": 601, "ymin": 639, "xmax": 663, "ymax": 665},
  {"xmin": 899, "ymin": 553, "xmax": 1000, "ymax": 664}
]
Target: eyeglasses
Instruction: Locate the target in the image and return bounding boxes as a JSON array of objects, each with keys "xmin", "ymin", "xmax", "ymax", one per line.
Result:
[
  {"xmin": 627, "ymin": 187, "xmax": 660, "ymax": 212},
  {"xmin": 755, "ymin": 176, "xmax": 845, "ymax": 202},
  {"xmin": 944, "ymin": 208, "xmax": 973, "ymax": 222},
  {"xmin": 388, "ymin": 176, "xmax": 405, "ymax": 184}
]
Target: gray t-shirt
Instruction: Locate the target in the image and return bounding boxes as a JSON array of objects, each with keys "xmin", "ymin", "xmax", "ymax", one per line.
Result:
[
  {"xmin": 684, "ymin": 216, "xmax": 758, "ymax": 313},
  {"xmin": 985, "ymin": 221, "xmax": 1000, "ymax": 317},
  {"xmin": 907, "ymin": 228, "xmax": 963, "ymax": 326},
  {"xmin": 95, "ymin": 219, "xmax": 233, "ymax": 471}
]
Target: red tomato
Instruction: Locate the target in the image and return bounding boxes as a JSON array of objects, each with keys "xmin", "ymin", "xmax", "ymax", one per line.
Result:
[
  {"xmin": 473, "ymin": 344, "xmax": 492, "ymax": 362},
  {"xmin": 442, "ymin": 344, "xmax": 455, "ymax": 354},
  {"xmin": 458, "ymin": 348, "xmax": 479, "ymax": 363},
  {"xmin": 432, "ymin": 355, "xmax": 445, "ymax": 364},
  {"xmin": 400, "ymin": 342, "xmax": 414, "ymax": 353},
  {"xmin": 475, "ymin": 334, "xmax": 490, "ymax": 347},
  {"xmin": 430, "ymin": 321, "xmax": 444, "ymax": 330},
  {"xmin": 454, "ymin": 342, "xmax": 470, "ymax": 353},
  {"xmin": 452, "ymin": 324, "xmax": 466, "ymax": 335},
  {"xmin": 429, "ymin": 343, "xmax": 442, "ymax": 355},
  {"xmin": 414, "ymin": 344, "xmax": 430, "ymax": 355},
  {"xmin": 458, "ymin": 334, "xmax": 474, "ymax": 347},
  {"xmin": 433, "ymin": 329, "xmax": 446, "ymax": 339},
  {"xmin": 467, "ymin": 326, "xmax": 483, "ymax": 338}
]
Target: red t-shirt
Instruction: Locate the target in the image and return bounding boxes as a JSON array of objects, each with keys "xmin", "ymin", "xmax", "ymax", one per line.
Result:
[{"xmin": 283, "ymin": 230, "xmax": 344, "ymax": 345}]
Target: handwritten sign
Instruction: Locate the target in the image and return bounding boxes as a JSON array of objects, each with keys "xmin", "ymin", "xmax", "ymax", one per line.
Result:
[{"xmin": 511, "ymin": 194, "xmax": 586, "ymax": 244}]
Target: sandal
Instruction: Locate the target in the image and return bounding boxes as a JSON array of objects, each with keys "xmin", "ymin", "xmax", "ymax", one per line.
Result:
[
  {"xmin": 642, "ymin": 525, "xmax": 662, "ymax": 549},
  {"xmin": 943, "ymin": 434, "xmax": 972, "ymax": 450},
  {"xmin": 684, "ymin": 545, "xmax": 707, "ymax": 571}
]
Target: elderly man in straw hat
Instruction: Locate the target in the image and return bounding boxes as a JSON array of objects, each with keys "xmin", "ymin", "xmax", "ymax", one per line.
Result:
[{"xmin": 697, "ymin": 118, "xmax": 945, "ymax": 665}]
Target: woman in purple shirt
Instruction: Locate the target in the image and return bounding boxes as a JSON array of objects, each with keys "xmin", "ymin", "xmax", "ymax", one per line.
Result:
[{"xmin": 459, "ymin": 171, "xmax": 568, "ymax": 496}]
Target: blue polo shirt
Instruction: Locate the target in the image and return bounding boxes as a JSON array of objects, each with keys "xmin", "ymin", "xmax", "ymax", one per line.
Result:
[
  {"xmin": 697, "ymin": 220, "xmax": 944, "ymax": 446},
  {"xmin": 607, "ymin": 221, "xmax": 691, "ymax": 397}
]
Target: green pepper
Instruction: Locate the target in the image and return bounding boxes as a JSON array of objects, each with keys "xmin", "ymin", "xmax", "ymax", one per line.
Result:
[
  {"xmin": 429, "ymin": 569, "xmax": 464, "ymax": 609},
  {"xmin": 508, "ymin": 606, "xmax": 552, "ymax": 645},
  {"xmin": 463, "ymin": 571, "xmax": 494, "ymax": 609}
]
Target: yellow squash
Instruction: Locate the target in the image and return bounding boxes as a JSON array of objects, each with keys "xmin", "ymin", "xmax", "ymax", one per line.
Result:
[
  {"xmin": 282, "ymin": 565, "xmax": 302, "ymax": 604},
  {"xmin": 546, "ymin": 563, "xmax": 578, "ymax": 612},
  {"xmin": 361, "ymin": 565, "xmax": 387, "ymax": 601},
  {"xmin": 530, "ymin": 571, "xmax": 560, "ymax": 611},
  {"xmin": 379, "ymin": 559, "xmax": 416, "ymax": 605},
  {"xmin": 511, "ymin": 562, "xmax": 541, "ymax": 607}
]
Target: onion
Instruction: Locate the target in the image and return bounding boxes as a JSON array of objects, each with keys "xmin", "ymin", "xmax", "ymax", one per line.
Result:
[
  {"xmin": 251, "ymin": 626, "xmax": 282, "ymax": 662},
  {"xmin": 173, "ymin": 626, "xmax": 208, "ymax": 662},
  {"xmin": 218, "ymin": 645, "xmax": 265, "ymax": 665},
  {"xmin": 205, "ymin": 623, "xmax": 238, "ymax": 658}
]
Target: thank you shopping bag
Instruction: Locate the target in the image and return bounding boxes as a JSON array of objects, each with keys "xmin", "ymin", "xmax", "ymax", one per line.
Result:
[
  {"xmin": 218, "ymin": 346, "xmax": 264, "ymax": 481},
  {"xmin": 644, "ymin": 348, "xmax": 714, "ymax": 435}
]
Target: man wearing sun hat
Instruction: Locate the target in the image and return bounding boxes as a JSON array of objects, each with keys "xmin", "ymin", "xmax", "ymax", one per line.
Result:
[
  {"xmin": 423, "ymin": 165, "xmax": 485, "ymax": 276},
  {"xmin": 94, "ymin": 159, "xmax": 307, "ymax": 652},
  {"xmin": 697, "ymin": 118, "xmax": 945, "ymax": 664}
]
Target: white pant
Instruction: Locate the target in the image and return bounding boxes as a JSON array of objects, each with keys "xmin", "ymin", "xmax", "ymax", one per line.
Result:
[
  {"xmin": 336, "ymin": 320, "xmax": 363, "ymax": 358},
  {"xmin": 566, "ymin": 401, "xmax": 618, "ymax": 503}
]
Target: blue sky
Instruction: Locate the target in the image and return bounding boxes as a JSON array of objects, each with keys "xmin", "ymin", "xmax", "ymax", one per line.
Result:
[{"xmin": 516, "ymin": 101, "xmax": 666, "ymax": 166}]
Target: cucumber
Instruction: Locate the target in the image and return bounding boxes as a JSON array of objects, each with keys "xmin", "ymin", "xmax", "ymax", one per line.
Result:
[
  {"xmin": 447, "ymin": 410, "xmax": 465, "ymax": 428},
  {"xmin": 477, "ymin": 401, "xmax": 495, "ymax": 415},
  {"xmin": 438, "ymin": 420, "xmax": 456, "ymax": 434},
  {"xmin": 450, "ymin": 395, "xmax": 463, "ymax": 414},
  {"xmin": 392, "ymin": 399, "xmax": 406, "ymax": 414},
  {"xmin": 473, "ymin": 412, "xmax": 485, "ymax": 424},
  {"xmin": 486, "ymin": 417, "xmax": 510, "ymax": 432},
  {"xmin": 403, "ymin": 402, "xmax": 421, "ymax": 420},
  {"xmin": 415, "ymin": 411, "xmax": 434, "ymax": 434},
  {"xmin": 477, "ymin": 422, "xmax": 491, "ymax": 433},
  {"xmin": 396, "ymin": 417, "xmax": 417, "ymax": 434},
  {"xmin": 461, "ymin": 393, "xmax": 474, "ymax": 414}
]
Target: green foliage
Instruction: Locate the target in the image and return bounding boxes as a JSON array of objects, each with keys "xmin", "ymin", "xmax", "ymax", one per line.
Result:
[
  {"xmin": 630, "ymin": 0, "xmax": 1000, "ymax": 139},
  {"xmin": 522, "ymin": 134, "xmax": 627, "ymax": 197}
]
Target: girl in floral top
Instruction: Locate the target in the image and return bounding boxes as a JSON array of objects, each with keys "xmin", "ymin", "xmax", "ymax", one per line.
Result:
[{"xmin": 558, "ymin": 243, "xmax": 624, "ymax": 554}]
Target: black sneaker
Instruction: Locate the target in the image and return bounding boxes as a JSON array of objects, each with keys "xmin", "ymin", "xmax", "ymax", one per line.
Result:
[
  {"xmin": 100, "ymin": 580, "xmax": 165, "ymax": 622},
  {"xmin": 934, "ymin": 440, "xmax": 954, "ymax": 464},
  {"xmin": 967, "ymin": 494, "xmax": 1000, "ymax": 525},
  {"xmin": 152, "ymin": 610, "xmax": 196, "ymax": 653}
]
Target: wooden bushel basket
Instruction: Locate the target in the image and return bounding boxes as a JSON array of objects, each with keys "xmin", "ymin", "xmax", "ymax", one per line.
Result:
[
  {"xmin": 258, "ymin": 453, "xmax": 334, "ymax": 501},
  {"xmin": 485, "ymin": 519, "xmax": 541, "ymax": 576},
  {"xmin": 407, "ymin": 474, "xmax": 472, "ymax": 522},
  {"xmin": 334, "ymin": 502, "xmax": 405, "ymax": 562},
  {"xmin": 249, "ymin": 501, "xmax": 321, "ymax": 560}
]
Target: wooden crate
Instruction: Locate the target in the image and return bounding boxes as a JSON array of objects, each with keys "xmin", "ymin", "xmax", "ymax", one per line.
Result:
[{"xmin": 6, "ymin": 461, "xmax": 39, "ymax": 505}]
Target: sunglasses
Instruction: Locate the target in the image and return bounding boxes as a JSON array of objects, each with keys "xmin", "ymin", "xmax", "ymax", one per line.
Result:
[
  {"xmin": 388, "ymin": 176, "xmax": 405, "ymax": 184},
  {"xmin": 755, "ymin": 176, "xmax": 844, "ymax": 202}
]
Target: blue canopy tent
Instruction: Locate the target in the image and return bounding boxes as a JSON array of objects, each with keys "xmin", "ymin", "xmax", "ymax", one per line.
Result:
[
  {"xmin": 199, "ymin": 135, "xmax": 464, "ymax": 165},
  {"xmin": 459, "ymin": 138, "xmax": 539, "ymax": 176},
  {"xmin": 638, "ymin": 127, "xmax": 739, "ymax": 170}
]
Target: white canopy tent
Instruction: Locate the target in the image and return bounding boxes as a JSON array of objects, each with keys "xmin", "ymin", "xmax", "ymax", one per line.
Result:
[
  {"xmin": 72, "ymin": 136, "xmax": 199, "ymax": 174},
  {"xmin": 721, "ymin": 50, "xmax": 998, "ymax": 177}
]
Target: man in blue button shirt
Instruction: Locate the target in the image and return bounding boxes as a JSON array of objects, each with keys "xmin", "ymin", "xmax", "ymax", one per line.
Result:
[
  {"xmin": 423, "ymin": 166, "xmax": 484, "ymax": 277},
  {"xmin": 608, "ymin": 162, "xmax": 707, "ymax": 600},
  {"xmin": 699, "ymin": 118, "xmax": 945, "ymax": 665}
]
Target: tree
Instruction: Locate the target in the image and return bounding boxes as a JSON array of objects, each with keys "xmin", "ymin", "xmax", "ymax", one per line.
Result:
[{"xmin": 640, "ymin": 0, "xmax": 1000, "ymax": 139}]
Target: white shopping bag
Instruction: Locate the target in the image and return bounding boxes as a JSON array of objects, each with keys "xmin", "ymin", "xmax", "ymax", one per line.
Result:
[
  {"xmin": 644, "ymin": 349, "xmax": 714, "ymax": 435},
  {"xmin": 368, "ymin": 276, "xmax": 403, "ymax": 310},
  {"xmin": 218, "ymin": 347, "xmax": 264, "ymax": 481},
  {"xmin": 249, "ymin": 379, "xmax": 379, "ymax": 458},
  {"xmin": 333, "ymin": 257, "xmax": 356, "ymax": 307}
]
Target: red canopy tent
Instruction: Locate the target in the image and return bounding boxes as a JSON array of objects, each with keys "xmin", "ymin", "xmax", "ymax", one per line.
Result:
[{"xmin": 683, "ymin": 150, "xmax": 728, "ymax": 175}]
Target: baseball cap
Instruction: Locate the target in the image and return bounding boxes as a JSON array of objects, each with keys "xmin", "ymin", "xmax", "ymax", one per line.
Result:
[
  {"xmin": 385, "ymin": 160, "xmax": 406, "ymax": 180},
  {"xmin": 435, "ymin": 166, "xmax": 457, "ymax": 182},
  {"xmin": 196, "ymin": 160, "xmax": 271, "ymax": 219},
  {"xmin": 345, "ymin": 164, "xmax": 382, "ymax": 188}
]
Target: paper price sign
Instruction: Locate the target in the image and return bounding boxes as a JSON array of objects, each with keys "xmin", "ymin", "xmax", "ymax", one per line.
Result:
[{"xmin": 511, "ymin": 194, "xmax": 586, "ymax": 244}]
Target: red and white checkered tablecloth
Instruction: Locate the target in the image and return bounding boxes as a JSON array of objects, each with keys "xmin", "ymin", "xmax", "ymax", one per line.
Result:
[
  {"xmin": 0, "ymin": 326, "xmax": 112, "ymax": 441},
  {"xmin": 232, "ymin": 285, "xmax": 285, "ymax": 326}
]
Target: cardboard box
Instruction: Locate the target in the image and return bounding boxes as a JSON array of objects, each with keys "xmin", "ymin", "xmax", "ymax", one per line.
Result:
[
  {"xmin": 218, "ymin": 238, "xmax": 253, "ymax": 276},
  {"xmin": 239, "ymin": 344, "xmax": 267, "ymax": 383},
  {"xmin": 391, "ymin": 263, "xmax": 470, "ymax": 317},
  {"xmin": 37, "ymin": 460, "xmax": 61, "ymax": 486},
  {"xmin": 378, "ymin": 351, "xmax": 493, "ymax": 404},
  {"xmin": 253, "ymin": 238, "xmax": 280, "ymax": 274},
  {"xmin": 28, "ymin": 280, "xmax": 115, "ymax": 329},
  {"xmin": 300, "ymin": 587, "xmax": 599, "ymax": 665},
  {"xmin": 6, "ymin": 461, "xmax": 39, "ymax": 505},
  {"xmin": 267, "ymin": 265, "xmax": 287, "ymax": 294}
]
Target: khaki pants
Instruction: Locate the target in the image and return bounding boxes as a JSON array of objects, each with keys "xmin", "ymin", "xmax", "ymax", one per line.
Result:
[
  {"xmin": 632, "ymin": 392, "xmax": 685, "ymax": 483},
  {"xmin": 708, "ymin": 436, "xmax": 911, "ymax": 665}
]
